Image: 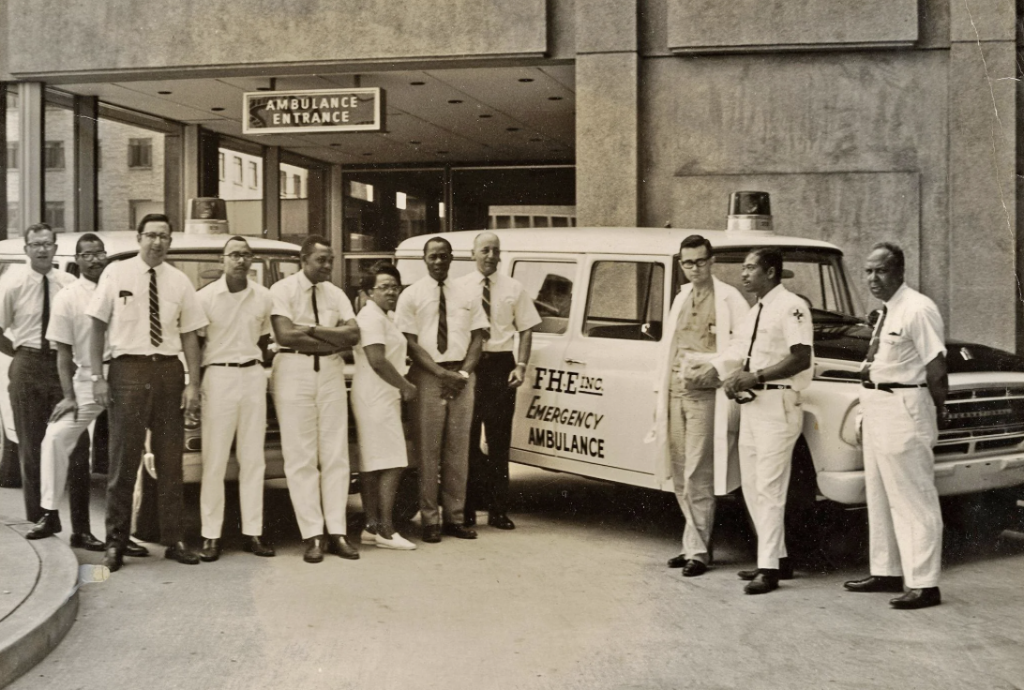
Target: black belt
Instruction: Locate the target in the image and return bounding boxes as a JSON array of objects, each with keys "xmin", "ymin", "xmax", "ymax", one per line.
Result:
[
  {"xmin": 16, "ymin": 346, "xmax": 57, "ymax": 357},
  {"xmin": 480, "ymin": 351, "xmax": 514, "ymax": 359},
  {"xmin": 115, "ymin": 354, "xmax": 179, "ymax": 363},
  {"xmin": 278, "ymin": 348, "xmax": 343, "ymax": 357},
  {"xmin": 206, "ymin": 360, "xmax": 260, "ymax": 368},
  {"xmin": 862, "ymin": 381, "xmax": 927, "ymax": 393},
  {"xmin": 436, "ymin": 361, "xmax": 463, "ymax": 371},
  {"xmin": 753, "ymin": 383, "xmax": 791, "ymax": 390}
]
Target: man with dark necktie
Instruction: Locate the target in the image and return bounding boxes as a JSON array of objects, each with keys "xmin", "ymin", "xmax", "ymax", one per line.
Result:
[
  {"xmin": 0, "ymin": 223, "xmax": 76, "ymax": 524},
  {"xmin": 88, "ymin": 214, "xmax": 208, "ymax": 571},
  {"xmin": 395, "ymin": 236, "xmax": 488, "ymax": 543}
]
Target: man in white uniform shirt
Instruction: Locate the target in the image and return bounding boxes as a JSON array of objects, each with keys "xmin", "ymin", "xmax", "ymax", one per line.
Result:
[
  {"xmin": 88, "ymin": 214, "xmax": 208, "ymax": 572},
  {"xmin": 843, "ymin": 242, "xmax": 947, "ymax": 610},
  {"xmin": 396, "ymin": 236, "xmax": 488, "ymax": 543},
  {"xmin": 458, "ymin": 232, "xmax": 540, "ymax": 531},
  {"xmin": 0, "ymin": 223, "xmax": 76, "ymax": 525},
  {"xmin": 197, "ymin": 236, "xmax": 276, "ymax": 562},
  {"xmin": 270, "ymin": 235, "xmax": 360, "ymax": 564},
  {"xmin": 712, "ymin": 247, "xmax": 813, "ymax": 595}
]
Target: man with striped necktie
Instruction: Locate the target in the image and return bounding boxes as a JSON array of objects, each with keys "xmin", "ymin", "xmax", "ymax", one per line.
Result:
[
  {"xmin": 458, "ymin": 232, "xmax": 540, "ymax": 531},
  {"xmin": 88, "ymin": 214, "xmax": 208, "ymax": 572},
  {"xmin": 396, "ymin": 236, "xmax": 488, "ymax": 543}
]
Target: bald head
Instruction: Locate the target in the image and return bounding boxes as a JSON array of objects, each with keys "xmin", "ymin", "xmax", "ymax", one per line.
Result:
[{"xmin": 473, "ymin": 232, "xmax": 501, "ymax": 276}]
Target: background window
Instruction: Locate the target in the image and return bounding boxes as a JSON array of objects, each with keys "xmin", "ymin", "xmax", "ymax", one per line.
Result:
[
  {"xmin": 6, "ymin": 203, "xmax": 17, "ymax": 231},
  {"xmin": 584, "ymin": 261, "xmax": 664, "ymax": 341},
  {"xmin": 127, "ymin": 138, "xmax": 152, "ymax": 168},
  {"xmin": 44, "ymin": 201, "xmax": 65, "ymax": 232},
  {"xmin": 5, "ymin": 143, "xmax": 17, "ymax": 170},
  {"xmin": 233, "ymin": 156, "xmax": 243, "ymax": 185},
  {"xmin": 219, "ymin": 152, "xmax": 225, "ymax": 181},
  {"xmin": 248, "ymin": 161, "xmax": 258, "ymax": 189},
  {"xmin": 511, "ymin": 260, "xmax": 576, "ymax": 335},
  {"xmin": 44, "ymin": 141, "xmax": 65, "ymax": 170},
  {"xmin": 96, "ymin": 200, "xmax": 103, "ymax": 231}
]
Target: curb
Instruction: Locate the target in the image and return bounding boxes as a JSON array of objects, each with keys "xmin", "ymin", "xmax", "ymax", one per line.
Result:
[{"xmin": 0, "ymin": 524, "xmax": 80, "ymax": 689}]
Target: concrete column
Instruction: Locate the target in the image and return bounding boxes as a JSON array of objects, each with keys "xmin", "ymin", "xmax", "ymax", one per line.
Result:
[
  {"xmin": 574, "ymin": 1, "xmax": 638, "ymax": 227},
  {"xmin": 17, "ymin": 82, "xmax": 43, "ymax": 229},
  {"xmin": 261, "ymin": 145, "xmax": 281, "ymax": 240},
  {"xmin": 948, "ymin": 1, "xmax": 1017, "ymax": 352},
  {"xmin": 0, "ymin": 84, "xmax": 7, "ymax": 240},
  {"xmin": 181, "ymin": 125, "xmax": 218, "ymax": 222},
  {"xmin": 73, "ymin": 95, "xmax": 98, "ymax": 234},
  {"xmin": 329, "ymin": 164, "xmax": 343, "ymax": 286}
]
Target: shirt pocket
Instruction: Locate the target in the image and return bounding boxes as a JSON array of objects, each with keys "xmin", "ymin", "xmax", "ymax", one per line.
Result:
[
  {"xmin": 113, "ymin": 292, "xmax": 142, "ymax": 326},
  {"xmin": 159, "ymin": 296, "xmax": 182, "ymax": 331},
  {"xmin": 318, "ymin": 308, "xmax": 339, "ymax": 327}
]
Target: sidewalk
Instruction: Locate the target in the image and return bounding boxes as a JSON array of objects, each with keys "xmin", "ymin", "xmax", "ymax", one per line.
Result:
[{"xmin": 0, "ymin": 498, "xmax": 81, "ymax": 689}]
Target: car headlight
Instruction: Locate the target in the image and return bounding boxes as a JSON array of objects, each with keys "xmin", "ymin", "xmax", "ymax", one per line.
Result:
[{"xmin": 839, "ymin": 400, "xmax": 861, "ymax": 447}]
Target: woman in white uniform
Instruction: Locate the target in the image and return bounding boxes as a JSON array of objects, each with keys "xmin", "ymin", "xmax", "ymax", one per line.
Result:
[{"xmin": 352, "ymin": 263, "xmax": 418, "ymax": 550}]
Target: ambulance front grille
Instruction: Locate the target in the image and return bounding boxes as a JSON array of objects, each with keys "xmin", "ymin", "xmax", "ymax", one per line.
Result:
[{"xmin": 936, "ymin": 388, "xmax": 1024, "ymax": 456}]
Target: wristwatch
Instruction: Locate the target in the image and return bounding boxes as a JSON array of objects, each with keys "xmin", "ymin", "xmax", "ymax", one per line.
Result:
[
  {"xmin": 516, "ymin": 361, "xmax": 527, "ymax": 368},
  {"xmin": 91, "ymin": 373, "xmax": 104, "ymax": 383},
  {"xmin": 457, "ymin": 370, "xmax": 470, "ymax": 379},
  {"xmin": 755, "ymin": 370, "xmax": 766, "ymax": 385}
]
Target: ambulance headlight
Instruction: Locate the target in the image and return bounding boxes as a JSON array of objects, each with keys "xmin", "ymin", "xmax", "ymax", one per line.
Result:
[{"xmin": 839, "ymin": 401, "xmax": 862, "ymax": 447}]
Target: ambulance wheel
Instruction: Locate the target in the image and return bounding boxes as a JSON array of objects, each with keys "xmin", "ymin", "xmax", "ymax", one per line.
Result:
[
  {"xmin": 393, "ymin": 467, "xmax": 421, "ymax": 527},
  {"xmin": 942, "ymin": 488, "xmax": 1019, "ymax": 552},
  {"xmin": 0, "ymin": 423, "xmax": 20, "ymax": 488}
]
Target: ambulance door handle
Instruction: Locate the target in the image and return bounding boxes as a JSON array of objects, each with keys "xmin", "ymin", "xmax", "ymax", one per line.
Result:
[{"xmin": 564, "ymin": 358, "xmax": 586, "ymax": 366}]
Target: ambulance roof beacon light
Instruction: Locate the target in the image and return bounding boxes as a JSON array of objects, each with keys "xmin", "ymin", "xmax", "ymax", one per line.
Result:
[
  {"xmin": 726, "ymin": 191, "xmax": 774, "ymax": 234},
  {"xmin": 185, "ymin": 197, "xmax": 229, "ymax": 235}
]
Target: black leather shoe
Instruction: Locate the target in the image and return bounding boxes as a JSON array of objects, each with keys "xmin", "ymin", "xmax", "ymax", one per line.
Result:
[
  {"xmin": 328, "ymin": 534, "xmax": 360, "ymax": 560},
  {"xmin": 890, "ymin": 587, "xmax": 941, "ymax": 610},
  {"xmin": 69, "ymin": 532, "xmax": 105, "ymax": 552},
  {"xmin": 103, "ymin": 546, "xmax": 124, "ymax": 573},
  {"xmin": 303, "ymin": 536, "xmax": 325, "ymax": 563},
  {"xmin": 124, "ymin": 541, "xmax": 150, "ymax": 558},
  {"xmin": 422, "ymin": 525, "xmax": 442, "ymax": 543},
  {"xmin": 844, "ymin": 575, "xmax": 904, "ymax": 593},
  {"xmin": 441, "ymin": 523, "xmax": 478, "ymax": 539},
  {"xmin": 682, "ymin": 560, "xmax": 708, "ymax": 578},
  {"xmin": 25, "ymin": 511, "xmax": 61, "ymax": 540},
  {"xmin": 739, "ymin": 557, "xmax": 793, "ymax": 581},
  {"xmin": 164, "ymin": 541, "xmax": 200, "ymax": 565},
  {"xmin": 243, "ymin": 536, "xmax": 276, "ymax": 557},
  {"xmin": 199, "ymin": 538, "xmax": 221, "ymax": 562},
  {"xmin": 464, "ymin": 512, "xmax": 477, "ymax": 528},
  {"xmin": 487, "ymin": 513, "xmax": 515, "ymax": 530},
  {"xmin": 667, "ymin": 554, "xmax": 688, "ymax": 568},
  {"xmin": 744, "ymin": 569, "xmax": 780, "ymax": 595}
]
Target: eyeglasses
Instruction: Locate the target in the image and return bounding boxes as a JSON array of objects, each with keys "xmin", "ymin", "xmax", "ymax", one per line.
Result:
[
  {"xmin": 77, "ymin": 251, "xmax": 107, "ymax": 260},
  {"xmin": 372, "ymin": 283, "xmax": 401, "ymax": 292},
  {"xmin": 224, "ymin": 252, "xmax": 255, "ymax": 261},
  {"xmin": 679, "ymin": 258, "xmax": 710, "ymax": 269},
  {"xmin": 26, "ymin": 242, "xmax": 55, "ymax": 250},
  {"xmin": 140, "ymin": 232, "xmax": 172, "ymax": 242}
]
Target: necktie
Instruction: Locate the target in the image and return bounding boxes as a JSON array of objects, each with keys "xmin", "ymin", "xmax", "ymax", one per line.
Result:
[
  {"xmin": 742, "ymin": 302, "xmax": 764, "ymax": 373},
  {"xmin": 437, "ymin": 281, "xmax": 448, "ymax": 355},
  {"xmin": 482, "ymin": 276, "xmax": 491, "ymax": 322},
  {"xmin": 311, "ymin": 284, "xmax": 321, "ymax": 373},
  {"xmin": 40, "ymin": 275, "xmax": 50, "ymax": 353},
  {"xmin": 148, "ymin": 268, "xmax": 162, "ymax": 347},
  {"xmin": 863, "ymin": 304, "xmax": 888, "ymax": 381}
]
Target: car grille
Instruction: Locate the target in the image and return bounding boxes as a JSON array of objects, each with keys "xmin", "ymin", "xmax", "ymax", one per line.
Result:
[{"xmin": 937, "ymin": 387, "xmax": 1024, "ymax": 457}]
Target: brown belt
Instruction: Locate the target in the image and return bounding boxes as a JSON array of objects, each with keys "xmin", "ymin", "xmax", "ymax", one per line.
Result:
[
  {"xmin": 16, "ymin": 346, "xmax": 57, "ymax": 357},
  {"xmin": 278, "ymin": 348, "xmax": 343, "ymax": 357},
  {"xmin": 206, "ymin": 360, "xmax": 261, "ymax": 368},
  {"xmin": 115, "ymin": 354, "xmax": 179, "ymax": 363}
]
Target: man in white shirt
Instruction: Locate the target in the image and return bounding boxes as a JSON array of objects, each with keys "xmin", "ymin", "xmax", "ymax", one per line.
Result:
[
  {"xmin": 270, "ymin": 235, "xmax": 360, "ymax": 564},
  {"xmin": 395, "ymin": 236, "xmax": 489, "ymax": 543},
  {"xmin": 0, "ymin": 223, "xmax": 76, "ymax": 525},
  {"xmin": 88, "ymin": 214, "xmax": 208, "ymax": 572},
  {"xmin": 458, "ymin": 232, "xmax": 540, "ymax": 531},
  {"xmin": 197, "ymin": 236, "xmax": 276, "ymax": 562},
  {"xmin": 843, "ymin": 242, "xmax": 947, "ymax": 610},
  {"xmin": 712, "ymin": 247, "xmax": 814, "ymax": 595}
]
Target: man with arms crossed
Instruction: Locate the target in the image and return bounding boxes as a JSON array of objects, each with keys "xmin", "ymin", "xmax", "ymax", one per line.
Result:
[
  {"xmin": 712, "ymin": 247, "xmax": 813, "ymax": 595},
  {"xmin": 197, "ymin": 236, "xmax": 276, "ymax": 562},
  {"xmin": 459, "ymin": 232, "xmax": 541, "ymax": 531},
  {"xmin": 270, "ymin": 235, "xmax": 360, "ymax": 563},
  {"xmin": 89, "ymin": 214, "xmax": 207, "ymax": 571},
  {"xmin": 396, "ymin": 236, "xmax": 488, "ymax": 543},
  {"xmin": 843, "ymin": 242, "xmax": 947, "ymax": 610}
]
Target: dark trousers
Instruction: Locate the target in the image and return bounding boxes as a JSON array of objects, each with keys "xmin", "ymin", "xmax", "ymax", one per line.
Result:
[
  {"xmin": 105, "ymin": 357, "xmax": 185, "ymax": 549},
  {"xmin": 10, "ymin": 349, "xmax": 64, "ymax": 522},
  {"xmin": 466, "ymin": 352, "xmax": 517, "ymax": 516},
  {"xmin": 67, "ymin": 428, "xmax": 93, "ymax": 534}
]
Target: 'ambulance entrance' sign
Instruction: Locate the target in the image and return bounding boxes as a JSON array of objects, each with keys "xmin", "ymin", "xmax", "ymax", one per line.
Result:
[{"xmin": 243, "ymin": 88, "xmax": 384, "ymax": 135}]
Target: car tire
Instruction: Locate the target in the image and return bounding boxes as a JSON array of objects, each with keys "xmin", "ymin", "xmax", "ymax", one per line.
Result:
[{"xmin": 0, "ymin": 422, "xmax": 20, "ymax": 488}]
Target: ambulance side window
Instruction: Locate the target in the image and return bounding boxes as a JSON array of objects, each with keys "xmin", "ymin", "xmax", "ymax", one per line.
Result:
[
  {"xmin": 510, "ymin": 260, "xmax": 576, "ymax": 335},
  {"xmin": 583, "ymin": 261, "xmax": 664, "ymax": 341}
]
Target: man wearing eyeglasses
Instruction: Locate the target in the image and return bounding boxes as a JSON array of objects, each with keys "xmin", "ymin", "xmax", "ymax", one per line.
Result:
[
  {"xmin": 196, "ymin": 236, "xmax": 276, "ymax": 562},
  {"xmin": 657, "ymin": 235, "xmax": 748, "ymax": 578},
  {"xmin": 0, "ymin": 223, "xmax": 76, "ymax": 525},
  {"xmin": 88, "ymin": 214, "xmax": 208, "ymax": 572}
]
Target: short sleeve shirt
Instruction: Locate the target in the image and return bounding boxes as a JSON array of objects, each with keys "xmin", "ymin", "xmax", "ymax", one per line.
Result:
[
  {"xmin": 0, "ymin": 265, "xmax": 76, "ymax": 349},
  {"xmin": 738, "ymin": 283, "xmax": 814, "ymax": 391},
  {"xmin": 353, "ymin": 300, "xmax": 409, "ymax": 379},
  {"xmin": 456, "ymin": 270, "xmax": 542, "ymax": 353},
  {"xmin": 197, "ymin": 277, "xmax": 273, "ymax": 366},
  {"xmin": 47, "ymin": 276, "xmax": 111, "ymax": 371},
  {"xmin": 86, "ymin": 256, "xmax": 207, "ymax": 357},
  {"xmin": 270, "ymin": 270, "xmax": 355, "ymax": 328},
  {"xmin": 866, "ymin": 283, "xmax": 946, "ymax": 385},
  {"xmin": 394, "ymin": 274, "xmax": 489, "ymax": 363}
]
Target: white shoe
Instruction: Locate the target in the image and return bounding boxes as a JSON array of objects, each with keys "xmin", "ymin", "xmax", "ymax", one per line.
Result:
[
  {"xmin": 375, "ymin": 532, "xmax": 417, "ymax": 550},
  {"xmin": 360, "ymin": 528, "xmax": 377, "ymax": 545}
]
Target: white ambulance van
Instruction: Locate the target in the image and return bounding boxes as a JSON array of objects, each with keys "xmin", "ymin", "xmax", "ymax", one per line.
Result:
[
  {"xmin": 394, "ymin": 219, "xmax": 1024, "ymax": 550},
  {"xmin": 0, "ymin": 229, "xmax": 302, "ymax": 485}
]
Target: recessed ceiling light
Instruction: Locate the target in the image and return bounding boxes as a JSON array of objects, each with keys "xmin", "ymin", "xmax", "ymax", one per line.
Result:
[
  {"xmin": 330, "ymin": 143, "xmax": 341, "ymax": 147},
  {"xmin": 529, "ymin": 138, "xmax": 542, "ymax": 142},
  {"xmin": 518, "ymin": 78, "xmax": 534, "ymax": 83},
  {"xmin": 362, "ymin": 152, "xmax": 373, "ymax": 156},
  {"xmin": 506, "ymin": 127, "xmax": 520, "ymax": 132},
  {"xmin": 409, "ymin": 140, "xmax": 421, "ymax": 145},
  {"xmin": 410, "ymin": 81, "xmax": 426, "ymax": 86},
  {"xmin": 478, "ymin": 114, "xmax": 492, "ymax": 119},
  {"xmin": 436, "ymin": 150, "xmax": 449, "ymax": 155},
  {"xmin": 548, "ymin": 96, "xmax": 563, "ymax": 101},
  {"xmin": 211, "ymin": 107, "xmax": 225, "ymax": 112},
  {"xmin": 447, "ymin": 99, "xmax": 463, "ymax": 104},
  {"xmin": 157, "ymin": 90, "xmax": 172, "ymax": 95}
]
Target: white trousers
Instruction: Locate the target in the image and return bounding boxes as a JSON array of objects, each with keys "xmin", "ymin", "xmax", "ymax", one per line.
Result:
[
  {"xmin": 738, "ymin": 389, "xmax": 801, "ymax": 569},
  {"xmin": 668, "ymin": 388, "xmax": 716, "ymax": 562},
  {"xmin": 272, "ymin": 353, "xmax": 350, "ymax": 539},
  {"xmin": 40, "ymin": 377, "xmax": 103, "ymax": 511},
  {"xmin": 200, "ymin": 366, "xmax": 268, "ymax": 539},
  {"xmin": 861, "ymin": 387, "xmax": 943, "ymax": 588}
]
